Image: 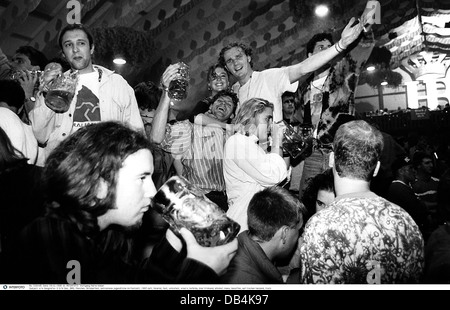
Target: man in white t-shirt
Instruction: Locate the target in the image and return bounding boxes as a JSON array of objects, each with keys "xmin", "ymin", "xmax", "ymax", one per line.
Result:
[
  {"xmin": 29, "ymin": 23, "xmax": 144, "ymax": 157},
  {"xmin": 218, "ymin": 17, "xmax": 364, "ymax": 123}
]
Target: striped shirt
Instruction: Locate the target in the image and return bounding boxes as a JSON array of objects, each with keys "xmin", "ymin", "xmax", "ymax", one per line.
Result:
[
  {"xmin": 160, "ymin": 119, "xmax": 192, "ymax": 159},
  {"xmin": 181, "ymin": 124, "xmax": 228, "ymax": 194}
]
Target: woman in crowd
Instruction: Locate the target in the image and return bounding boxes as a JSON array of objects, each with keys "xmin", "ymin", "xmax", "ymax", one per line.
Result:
[{"xmin": 223, "ymin": 98, "xmax": 288, "ymax": 233}]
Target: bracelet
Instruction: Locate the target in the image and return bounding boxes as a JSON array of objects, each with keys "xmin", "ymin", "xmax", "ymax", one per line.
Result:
[
  {"xmin": 335, "ymin": 40, "xmax": 345, "ymax": 53},
  {"xmin": 334, "ymin": 43, "xmax": 343, "ymax": 53}
]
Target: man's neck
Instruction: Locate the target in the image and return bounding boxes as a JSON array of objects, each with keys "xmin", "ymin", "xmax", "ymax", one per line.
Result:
[
  {"xmin": 334, "ymin": 177, "xmax": 372, "ymax": 196},
  {"xmin": 283, "ymin": 113, "xmax": 293, "ymax": 122},
  {"xmin": 238, "ymin": 68, "xmax": 254, "ymax": 86},
  {"xmin": 77, "ymin": 64, "xmax": 95, "ymax": 75}
]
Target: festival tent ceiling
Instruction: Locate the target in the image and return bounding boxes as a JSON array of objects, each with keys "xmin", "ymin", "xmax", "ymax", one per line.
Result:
[{"xmin": 0, "ymin": 0, "xmax": 449, "ymax": 106}]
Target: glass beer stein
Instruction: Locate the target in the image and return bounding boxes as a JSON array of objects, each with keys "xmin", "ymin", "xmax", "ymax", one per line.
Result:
[
  {"xmin": 281, "ymin": 121, "xmax": 314, "ymax": 160},
  {"xmin": 168, "ymin": 62, "xmax": 190, "ymax": 101},
  {"xmin": 151, "ymin": 176, "xmax": 240, "ymax": 247},
  {"xmin": 44, "ymin": 67, "xmax": 78, "ymax": 113}
]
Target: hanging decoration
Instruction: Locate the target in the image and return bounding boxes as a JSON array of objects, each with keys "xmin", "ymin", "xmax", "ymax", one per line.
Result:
[{"xmin": 91, "ymin": 26, "xmax": 154, "ymax": 67}]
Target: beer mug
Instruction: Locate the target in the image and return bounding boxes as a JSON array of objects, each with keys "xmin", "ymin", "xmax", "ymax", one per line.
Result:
[
  {"xmin": 9, "ymin": 69, "xmax": 42, "ymax": 81},
  {"xmin": 281, "ymin": 121, "xmax": 314, "ymax": 160},
  {"xmin": 168, "ymin": 62, "xmax": 190, "ymax": 101},
  {"xmin": 44, "ymin": 63, "xmax": 78, "ymax": 113},
  {"xmin": 150, "ymin": 176, "xmax": 240, "ymax": 247}
]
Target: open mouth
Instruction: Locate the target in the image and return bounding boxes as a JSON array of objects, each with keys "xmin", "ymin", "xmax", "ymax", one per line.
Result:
[{"xmin": 216, "ymin": 106, "xmax": 226, "ymax": 113}]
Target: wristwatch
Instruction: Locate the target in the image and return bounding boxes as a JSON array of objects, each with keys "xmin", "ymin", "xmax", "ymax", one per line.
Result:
[{"xmin": 25, "ymin": 96, "xmax": 36, "ymax": 102}]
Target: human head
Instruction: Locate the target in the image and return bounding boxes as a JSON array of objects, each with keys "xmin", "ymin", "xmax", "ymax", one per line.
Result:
[
  {"xmin": 58, "ymin": 23, "xmax": 95, "ymax": 73},
  {"xmin": 134, "ymin": 81, "xmax": 161, "ymax": 112},
  {"xmin": 209, "ymin": 90, "xmax": 238, "ymax": 122},
  {"xmin": 413, "ymin": 151, "xmax": 434, "ymax": 176},
  {"xmin": 247, "ymin": 186, "xmax": 305, "ymax": 259},
  {"xmin": 0, "ymin": 126, "xmax": 27, "ymax": 171},
  {"xmin": 0, "ymin": 79, "xmax": 26, "ymax": 113},
  {"xmin": 44, "ymin": 121, "xmax": 156, "ymax": 236},
  {"xmin": 301, "ymin": 168, "xmax": 335, "ymax": 222},
  {"xmin": 232, "ymin": 98, "xmax": 273, "ymax": 141},
  {"xmin": 58, "ymin": 23, "xmax": 94, "ymax": 49},
  {"xmin": 332, "ymin": 120, "xmax": 384, "ymax": 181},
  {"xmin": 306, "ymin": 32, "xmax": 334, "ymax": 56},
  {"xmin": 206, "ymin": 63, "xmax": 230, "ymax": 95},
  {"xmin": 282, "ymin": 91, "xmax": 297, "ymax": 119},
  {"xmin": 11, "ymin": 46, "xmax": 48, "ymax": 71},
  {"xmin": 392, "ymin": 155, "xmax": 415, "ymax": 183},
  {"xmin": 134, "ymin": 81, "xmax": 161, "ymax": 137},
  {"xmin": 219, "ymin": 42, "xmax": 253, "ymax": 79}
]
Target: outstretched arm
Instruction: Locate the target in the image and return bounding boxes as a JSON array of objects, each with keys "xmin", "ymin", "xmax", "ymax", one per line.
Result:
[
  {"xmin": 287, "ymin": 17, "xmax": 364, "ymax": 83},
  {"xmin": 149, "ymin": 63, "xmax": 180, "ymax": 144}
]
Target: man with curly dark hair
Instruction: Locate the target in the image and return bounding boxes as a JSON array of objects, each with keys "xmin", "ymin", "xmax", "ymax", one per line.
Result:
[{"xmin": 3, "ymin": 121, "xmax": 237, "ymax": 284}]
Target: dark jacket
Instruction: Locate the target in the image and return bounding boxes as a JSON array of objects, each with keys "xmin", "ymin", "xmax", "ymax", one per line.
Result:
[
  {"xmin": 2, "ymin": 213, "xmax": 219, "ymax": 284},
  {"xmin": 221, "ymin": 231, "xmax": 284, "ymax": 284}
]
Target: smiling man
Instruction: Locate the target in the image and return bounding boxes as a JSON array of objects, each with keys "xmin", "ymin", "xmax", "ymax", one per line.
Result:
[
  {"xmin": 151, "ymin": 66, "xmax": 238, "ymax": 212},
  {"xmin": 28, "ymin": 23, "xmax": 143, "ymax": 158},
  {"xmin": 182, "ymin": 90, "xmax": 239, "ymax": 212},
  {"xmin": 218, "ymin": 17, "xmax": 365, "ymax": 124}
]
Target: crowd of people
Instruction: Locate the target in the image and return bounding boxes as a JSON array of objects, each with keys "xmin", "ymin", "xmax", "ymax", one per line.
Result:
[{"xmin": 1, "ymin": 10, "xmax": 450, "ymax": 285}]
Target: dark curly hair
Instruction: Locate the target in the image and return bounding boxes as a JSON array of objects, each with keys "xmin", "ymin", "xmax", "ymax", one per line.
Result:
[
  {"xmin": 15, "ymin": 46, "xmax": 49, "ymax": 70},
  {"xmin": 134, "ymin": 81, "xmax": 162, "ymax": 111},
  {"xmin": 43, "ymin": 121, "xmax": 153, "ymax": 237},
  {"xmin": 209, "ymin": 89, "xmax": 239, "ymax": 116},
  {"xmin": 306, "ymin": 32, "xmax": 334, "ymax": 55}
]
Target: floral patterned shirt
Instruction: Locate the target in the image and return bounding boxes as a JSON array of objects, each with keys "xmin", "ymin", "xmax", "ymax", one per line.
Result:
[{"xmin": 300, "ymin": 192, "xmax": 424, "ymax": 284}]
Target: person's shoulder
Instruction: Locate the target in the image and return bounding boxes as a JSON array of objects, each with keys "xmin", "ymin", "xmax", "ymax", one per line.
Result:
[{"xmin": 0, "ymin": 107, "xmax": 21, "ymax": 122}]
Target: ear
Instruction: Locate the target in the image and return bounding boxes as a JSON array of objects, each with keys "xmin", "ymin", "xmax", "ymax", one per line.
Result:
[
  {"xmin": 247, "ymin": 55, "xmax": 252, "ymax": 65},
  {"xmin": 328, "ymin": 151, "xmax": 335, "ymax": 168},
  {"xmin": 280, "ymin": 226, "xmax": 289, "ymax": 245},
  {"xmin": 308, "ymin": 52, "xmax": 313, "ymax": 58},
  {"xmin": 96, "ymin": 178, "xmax": 108, "ymax": 200},
  {"xmin": 373, "ymin": 161, "xmax": 381, "ymax": 177},
  {"xmin": 90, "ymin": 44, "xmax": 95, "ymax": 55}
]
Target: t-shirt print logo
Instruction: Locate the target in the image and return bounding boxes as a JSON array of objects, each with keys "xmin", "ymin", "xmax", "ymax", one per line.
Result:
[{"xmin": 73, "ymin": 85, "xmax": 101, "ymax": 122}]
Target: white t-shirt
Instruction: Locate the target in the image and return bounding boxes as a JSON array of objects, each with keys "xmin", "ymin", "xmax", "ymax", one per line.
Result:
[
  {"xmin": 72, "ymin": 71, "xmax": 101, "ymax": 133},
  {"xmin": 232, "ymin": 68, "xmax": 298, "ymax": 123}
]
